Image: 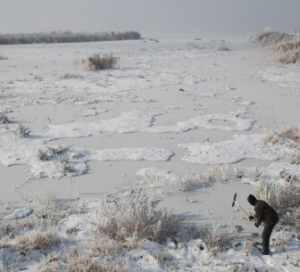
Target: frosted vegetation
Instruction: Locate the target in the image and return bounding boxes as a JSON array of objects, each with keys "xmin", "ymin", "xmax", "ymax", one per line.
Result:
[
  {"xmin": 256, "ymin": 31, "xmax": 300, "ymax": 64},
  {"xmin": 0, "ymin": 31, "xmax": 141, "ymax": 45},
  {"xmin": 0, "ymin": 31, "xmax": 300, "ymax": 271}
]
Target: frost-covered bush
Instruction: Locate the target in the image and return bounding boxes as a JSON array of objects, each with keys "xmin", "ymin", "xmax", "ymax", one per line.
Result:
[
  {"xmin": 96, "ymin": 188, "xmax": 182, "ymax": 244},
  {"xmin": 256, "ymin": 182, "xmax": 300, "ymax": 212},
  {"xmin": 255, "ymin": 31, "xmax": 294, "ymax": 46},
  {"xmin": 87, "ymin": 54, "xmax": 118, "ymax": 71},
  {"xmin": 200, "ymin": 225, "xmax": 235, "ymax": 255},
  {"xmin": 12, "ymin": 230, "xmax": 61, "ymax": 252},
  {"xmin": 255, "ymin": 31, "xmax": 300, "ymax": 64},
  {"xmin": 274, "ymin": 40, "xmax": 300, "ymax": 64}
]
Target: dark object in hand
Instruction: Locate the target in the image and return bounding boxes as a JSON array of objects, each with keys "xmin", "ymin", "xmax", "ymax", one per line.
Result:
[
  {"xmin": 249, "ymin": 215, "xmax": 255, "ymax": 221},
  {"xmin": 255, "ymin": 222, "xmax": 259, "ymax": 228}
]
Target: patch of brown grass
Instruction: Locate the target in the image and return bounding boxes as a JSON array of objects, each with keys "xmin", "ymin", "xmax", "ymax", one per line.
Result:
[
  {"xmin": 274, "ymin": 40, "xmax": 300, "ymax": 64},
  {"xmin": 278, "ymin": 128, "xmax": 300, "ymax": 144},
  {"xmin": 13, "ymin": 230, "xmax": 61, "ymax": 252}
]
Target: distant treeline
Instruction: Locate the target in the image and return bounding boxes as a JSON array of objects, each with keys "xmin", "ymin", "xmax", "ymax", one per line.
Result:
[{"xmin": 0, "ymin": 31, "xmax": 141, "ymax": 45}]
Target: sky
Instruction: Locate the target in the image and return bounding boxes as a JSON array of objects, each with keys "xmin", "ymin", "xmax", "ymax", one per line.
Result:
[{"xmin": 1, "ymin": 0, "xmax": 300, "ymax": 35}]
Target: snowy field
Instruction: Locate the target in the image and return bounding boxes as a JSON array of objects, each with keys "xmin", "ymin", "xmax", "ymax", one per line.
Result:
[{"xmin": 0, "ymin": 35, "xmax": 299, "ymax": 271}]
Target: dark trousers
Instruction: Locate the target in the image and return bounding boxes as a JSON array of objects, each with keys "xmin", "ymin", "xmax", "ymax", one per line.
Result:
[{"xmin": 262, "ymin": 221, "xmax": 277, "ymax": 255}]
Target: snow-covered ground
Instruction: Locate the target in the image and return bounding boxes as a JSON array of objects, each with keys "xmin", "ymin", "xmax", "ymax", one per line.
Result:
[{"xmin": 0, "ymin": 35, "xmax": 299, "ymax": 271}]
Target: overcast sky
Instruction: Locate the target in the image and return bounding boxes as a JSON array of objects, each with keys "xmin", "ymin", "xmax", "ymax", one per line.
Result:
[{"xmin": 1, "ymin": 0, "xmax": 300, "ymax": 35}]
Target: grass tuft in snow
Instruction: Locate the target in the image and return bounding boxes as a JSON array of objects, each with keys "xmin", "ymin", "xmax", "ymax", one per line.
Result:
[
  {"xmin": 39, "ymin": 251, "xmax": 128, "ymax": 272},
  {"xmin": 96, "ymin": 188, "xmax": 183, "ymax": 244},
  {"xmin": 12, "ymin": 230, "xmax": 61, "ymax": 252},
  {"xmin": 86, "ymin": 54, "xmax": 118, "ymax": 71},
  {"xmin": 200, "ymin": 225, "xmax": 235, "ymax": 255}
]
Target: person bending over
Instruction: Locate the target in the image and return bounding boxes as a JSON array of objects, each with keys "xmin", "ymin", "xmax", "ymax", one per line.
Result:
[{"xmin": 247, "ymin": 194, "xmax": 279, "ymax": 255}]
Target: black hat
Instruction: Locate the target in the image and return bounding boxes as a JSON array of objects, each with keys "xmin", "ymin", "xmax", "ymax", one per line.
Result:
[{"xmin": 247, "ymin": 194, "xmax": 257, "ymax": 206}]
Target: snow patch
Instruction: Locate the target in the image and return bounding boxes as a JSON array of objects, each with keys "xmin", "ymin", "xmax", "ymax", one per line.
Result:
[
  {"xmin": 43, "ymin": 111, "xmax": 157, "ymax": 138},
  {"xmin": 146, "ymin": 112, "xmax": 254, "ymax": 133},
  {"xmin": 179, "ymin": 134, "xmax": 299, "ymax": 164},
  {"xmin": 91, "ymin": 148, "xmax": 174, "ymax": 162},
  {"xmin": 5, "ymin": 207, "xmax": 33, "ymax": 220},
  {"xmin": 259, "ymin": 66, "xmax": 300, "ymax": 88}
]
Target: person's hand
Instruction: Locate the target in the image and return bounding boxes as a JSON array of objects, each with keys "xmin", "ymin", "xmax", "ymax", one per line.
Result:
[{"xmin": 248, "ymin": 215, "xmax": 255, "ymax": 221}]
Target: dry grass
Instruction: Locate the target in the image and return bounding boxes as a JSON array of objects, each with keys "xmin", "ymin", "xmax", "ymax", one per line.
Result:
[
  {"xmin": 64, "ymin": 252, "xmax": 128, "ymax": 272},
  {"xmin": 13, "ymin": 230, "xmax": 61, "ymax": 252},
  {"xmin": 264, "ymin": 128, "xmax": 300, "ymax": 147},
  {"xmin": 180, "ymin": 174, "xmax": 215, "ymax": 192},
  {"xmin": 96, "ymin": 188, "xmax": 182, "ymax": 244},
  {"xmin": 278, "ymin": 128, "xmax": 300, "ymax": 144},
  {"xmin": 256, "ymin": 182, "xmax": 300, "ymax": 212},
  {"xmin": 90, "ymin": 236, "xmax": 123, "ymax": 257},
  {"xmin": 200, "ymin": 225, "xmax": 235, "ymax": 255},
  {"xmin": 86, "ymin": 54, "xmax": 118, "ymax": 71},
  {"xmin": 274, "ymin": 40, "xmax": 300, "ymax": 64}
]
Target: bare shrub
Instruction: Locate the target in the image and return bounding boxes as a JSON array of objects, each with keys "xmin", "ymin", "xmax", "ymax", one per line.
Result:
[
  {"xmin": 0, "ymin": 220, "xmax": 35, "ymax": 240},
  {"xmin": 256, "ymin": 182, "xmax": 300, "ymax": 212},
  {"xmin": 96, "ymin": 188, "xmax": 182, "ymax": 244},
  {"xmin": 86, "ymin": 54, "xmax": 118, "ymax": 71},
  {"xmin": 274, "ymin": 40, "xmax": 300, "ymax": 64},
  {"xmin": 255, "ymin": 31, "xmax": 294, "ymax": 46},
  {"xmin": 90, "ymin": 236, "xmax": 123, "ymax": 257},
  {"xmin": 200, "ymin": 225, "xmax": 235, "ymax": 255},
  {"xmin": 11, "ymin": 230, "xmax": 60, "ymax": 252},
  {"xmin": 32, "ymin": 197, "xmax": 80, "ymax": 228}
]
